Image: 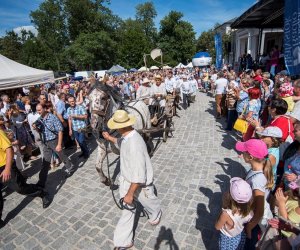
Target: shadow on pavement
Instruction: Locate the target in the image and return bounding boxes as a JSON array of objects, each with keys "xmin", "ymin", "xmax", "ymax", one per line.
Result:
[{"xmin": 154, "ymin": 226, "xmax": 179, "ymax": 250}]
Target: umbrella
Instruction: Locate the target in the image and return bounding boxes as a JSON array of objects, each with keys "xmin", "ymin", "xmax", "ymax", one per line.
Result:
[
  {"xmin": 162, "ymin": 65, "xmax": 172, "ymax": 70},
  {"xmin": 129, "ymin": 68, "xmax": 137, "ymax": 72}
]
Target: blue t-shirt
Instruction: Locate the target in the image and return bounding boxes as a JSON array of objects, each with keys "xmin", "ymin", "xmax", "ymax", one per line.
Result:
[
  {"xmin": 246, "ymin": 99, "xmax": 261, "ymax": 120},
  {"xmin": 236, "ymin": 90, "xmax": 249, "ymax": 113},
  {"xmin": 268, "ymin": 147, "xmax": 280, "ymax": 188}
]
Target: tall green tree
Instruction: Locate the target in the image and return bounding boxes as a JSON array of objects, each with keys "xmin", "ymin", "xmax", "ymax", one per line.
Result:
[
  {"xmin": 64, "ymin": 31, "xmax": 116, "ymax": 70},
  {"xmin": 158, "ymin": 11, "xmax": 196, "ymax": 66},
  {"xmin": 0, "ymin": 31, "xmax": 22, "ymax": 62},
  {"xmin": 30, "ymin": 0, "xmax": 68, "ymax": 70},
  {"xmin": 135, "ymin": 1, "xmax": 157, "ymax": 44},
  {"xmin": 196, "ymin": 29, "xmax": 216, "ymax": 61},
  {"xmin": 117, "ymin": 19, "xmax": 150, "ymax": 68}
]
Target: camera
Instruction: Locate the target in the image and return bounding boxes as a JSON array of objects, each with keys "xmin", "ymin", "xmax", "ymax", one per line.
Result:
[{"xmin": 33, "ymin": 119, "xmax": 44, "ymax": 132}]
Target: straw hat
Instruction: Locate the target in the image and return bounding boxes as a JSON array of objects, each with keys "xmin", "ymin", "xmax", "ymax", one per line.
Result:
[
  {"xmin": 107, "ymin": 110, "xmax": 136, "ymax": 130},
  {"xmin": 154, "ymin": 74, "xmax": 162, "ymax": 80},
  {"xmin": 142, "ymin": 77, "xmax": 150, "ymax": 84}
]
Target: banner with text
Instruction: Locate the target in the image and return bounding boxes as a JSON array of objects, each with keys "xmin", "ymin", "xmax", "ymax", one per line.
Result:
[
  {"xmin": 284, "ymin": 0, "xmax": 300, "ymax": 76},
  {"xmin": 214, "ymin": 33, "xmax": 222, "ymax": 70}
]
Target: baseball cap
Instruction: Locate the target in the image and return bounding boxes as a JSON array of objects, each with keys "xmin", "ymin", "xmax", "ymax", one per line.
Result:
[
  {"xmin": 230, "ymin": 177, "xmax": 252, "ymax": 203},
  {"xmin": 256, "ymin": 126, "xmax": 283, "ymax": 138},
  {"xmin": 235, "ymin": 139, "xmax": 268, "ymax": 159}
]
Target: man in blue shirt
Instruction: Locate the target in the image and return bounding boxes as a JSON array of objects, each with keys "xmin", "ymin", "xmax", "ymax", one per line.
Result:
[
  {"xmin": 67, "ymin": 96, "xmax": 89, "ymax": 159},
  {"xmin": 34, "ymin": 104, "xmax": 75, "ymax": 201}
]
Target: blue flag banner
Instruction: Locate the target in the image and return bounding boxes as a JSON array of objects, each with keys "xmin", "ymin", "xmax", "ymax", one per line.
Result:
[
  {"xmin": 214, "ymin": 33, "xmax": 222, "ymax": 70},
  {"xmin": 284, "ymin": 0, "xmax": 300, "ymax": 76}
]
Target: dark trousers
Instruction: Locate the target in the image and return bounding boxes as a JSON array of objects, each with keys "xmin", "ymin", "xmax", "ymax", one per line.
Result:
[
  {"xmin": 0, "ymin": 163, "xmax": 42, "ymax": 220},
  {"xmin": 73, "ymin": 130, "xmax": 89, "ymax": 157},
  {"xmin": 182, "ymin": 93, "xmax": 190, "ymax": 109},
  {"xmin": 63, "ymin": 121, "xmax": 74, "ymax": 149},
  {"xmin": 244, "ymin": 224, "xmax": 260, "ymax": 250},
  {"xmin": 226, "ymin": 109, "xmax": 238, "ymax": 130},
  {"xmin": 37, "ymin": 139, "xmax": 72, "ymax": 188}
]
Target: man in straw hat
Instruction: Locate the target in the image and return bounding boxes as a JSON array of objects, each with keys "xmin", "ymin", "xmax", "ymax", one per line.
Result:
[
  {"xmin": 136, "ymin": 77, "xmax": 151, "ymax": 105},
  {"xmin": 102, "ymin": 110, "xmax": 162, "ymax": 249}
]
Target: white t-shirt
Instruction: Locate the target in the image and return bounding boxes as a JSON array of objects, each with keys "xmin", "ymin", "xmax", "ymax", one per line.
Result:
[
  {"xmin": 215, "ymin": 78, "xmax": 228, "ymax": 94},
  {"xmin": 27, "ymin": 112, "xmax": 41, "ymax": 142}
]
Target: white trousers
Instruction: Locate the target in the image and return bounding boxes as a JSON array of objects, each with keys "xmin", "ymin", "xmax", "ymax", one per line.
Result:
[{"xmin": 113, "ymin": 176, "xmax": 161, "ymax": 247}]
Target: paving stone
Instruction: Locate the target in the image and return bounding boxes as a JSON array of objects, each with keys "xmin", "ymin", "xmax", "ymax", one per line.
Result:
[{"xmin": 0, "ymin": 92, "xmax": 241, "ymax": 249}]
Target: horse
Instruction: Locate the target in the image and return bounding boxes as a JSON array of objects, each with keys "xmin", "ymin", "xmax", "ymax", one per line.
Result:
[{"xmin": 88, "ymin": 81, "xmax": 151, "ymax": 186}]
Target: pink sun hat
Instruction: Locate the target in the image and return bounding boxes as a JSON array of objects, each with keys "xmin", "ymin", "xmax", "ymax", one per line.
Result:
[
  {"xmin": 230, "ymin": 177, "xmax": 253, "ymax": 203},
  {"xmin": 235, "ymin": 139, "xmax": 268, "ymax": 159}
]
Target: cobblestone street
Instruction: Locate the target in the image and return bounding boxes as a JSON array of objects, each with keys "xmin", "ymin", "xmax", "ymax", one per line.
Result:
[{"xmin": 1, "ymin": 92, "xmax": 247, "ymax": 250}]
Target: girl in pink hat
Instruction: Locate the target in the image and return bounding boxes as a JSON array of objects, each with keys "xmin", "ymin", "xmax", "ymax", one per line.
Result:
[
  {"xmin": 235, "ymin": 139, "xmax": 274, "ymax": 249},
  {"xmin": 215, "ymin": 177, "xmax": 253, "ymax": 249}
]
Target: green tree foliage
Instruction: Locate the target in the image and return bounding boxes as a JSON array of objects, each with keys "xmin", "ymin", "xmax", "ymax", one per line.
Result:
[
  {"xmin": 64, "ymin": 31, "xmax": 116, "ymax": 70},
  {"xmin": 30, "ymin": 0, "xmax": 68, "ymax": 70},
  {"xmin": 135, "ymin": 1, "xmax": 157, "ymax": 44},
  {"xmin": 117, "ymin": 19, "xmax": 150, "ymax": 69},
  {"xmin": 158, "ymin": 11, "xmax": 196, "ymax": 66},
  {"xmin": 0, "ymin": 31, "xmax": 22, "ymax": 62},
  {"xmin": 0, "ymin": 1, "xmax": 202, "ymax": 71},
  {"xmin": 196, "ymin": 29, "xmax": 216, "ymax": 61}
]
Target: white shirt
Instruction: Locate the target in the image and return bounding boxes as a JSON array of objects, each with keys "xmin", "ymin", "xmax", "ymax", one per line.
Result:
[
  {"xmin": 181, "ymin": 80, "xmax": 191, "ymax": 94},
  {"xmin": 150, "ymin": 83, "xmax": 167, "ymax": 106},
  {"xmin": 136, "ymin": 85, "xmax": 151, "ymax": 100},
  {"xmin": 215, "ymin": 78, "xmax": 228, "ymax": 94},
  {"xmin": 27, "ymin": 112, "xmax": 41, "ymax": 142},
  {"xmin": 165, "ymin": 77, "xmax": 176, "ymax": 92},
  {"xmin": 118, "ymin": 130, "xmax": 153, "ymax": 185}
]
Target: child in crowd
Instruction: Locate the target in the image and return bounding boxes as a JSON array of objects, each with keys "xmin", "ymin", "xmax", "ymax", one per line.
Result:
[
  {"xmin": 235, "ymin": 139, "xmax": 273, "ymax": 249},
  {"xmin": 215, "ymin": 177, "xmax": 253, "ymax": 249}
]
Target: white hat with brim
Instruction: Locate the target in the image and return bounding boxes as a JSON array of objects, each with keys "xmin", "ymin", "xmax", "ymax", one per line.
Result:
[
  {"xmin": 256, "ymin": 126, "xmax": 283, "ymax": 138},
  {"xmin": 142, "ymin": 78, "xmax": 150, "ymax": 84},
  {"xmin": 107, "ymin": 110, "xmax": 136, "ymax": 130}
]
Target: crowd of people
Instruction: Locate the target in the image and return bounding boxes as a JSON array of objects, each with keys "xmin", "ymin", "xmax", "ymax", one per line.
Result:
[
  {"xmin": 1, "ymin": 61, "xmax": 300, "ymax": 249},
  {"xmin": 203, "ymin": 66, "xmax": 300, "ymax": 249},
  {"xmin": 0, "ymin": 68, "xmax": 200, "ymax": 230}
]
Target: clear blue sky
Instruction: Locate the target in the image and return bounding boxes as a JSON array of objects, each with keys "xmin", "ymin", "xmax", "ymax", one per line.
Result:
[{"xmin": 0, "ymin": 0, "xmax": 256, "ymax": 37}]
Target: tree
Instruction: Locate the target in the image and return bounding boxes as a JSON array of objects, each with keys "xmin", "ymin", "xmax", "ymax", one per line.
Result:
[
  {"xmin": 196, "ymin": 29, "xmax": 216, "ymax": 62},
  {"xmin": 0, "ymin": 31, "xmax": 22, "ymax": 62},
  {"xmin": 158, "ymin": 11, "xmax": 196, "ymax": 65},
  {"xmin": 30, "ymin": 0, "xmax": 68, "ymax": 70},
  {"xmin": 135, "ymin": 1, "xmax": 157, "ymax": 44},
  {"xmin": 64, "ymin": 31, "xmax": 116, "ymax": 70},
  {"xmin": 117, "ymin": 19, "xmax": 150, "ymax": 68}
]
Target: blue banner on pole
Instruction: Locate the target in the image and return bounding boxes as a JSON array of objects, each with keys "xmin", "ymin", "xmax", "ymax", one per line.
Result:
[
  {"xmin": 284, "ymin": 0, "xmax": 300, "ymax": 76},
  {"xmin": 214, "ymin": 33, "xmax": 222, "ymax": 70}
]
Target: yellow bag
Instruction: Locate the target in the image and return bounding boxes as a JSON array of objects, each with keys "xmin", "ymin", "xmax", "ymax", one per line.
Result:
[{"xmin": 233, "ymin": 118, "xmax": 249, "ymax": 134}]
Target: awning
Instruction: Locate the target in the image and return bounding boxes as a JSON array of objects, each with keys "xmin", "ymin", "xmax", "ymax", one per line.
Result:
[{"xmin": 231, "ymin": 0, "xmax": 284, "ymax": 29}]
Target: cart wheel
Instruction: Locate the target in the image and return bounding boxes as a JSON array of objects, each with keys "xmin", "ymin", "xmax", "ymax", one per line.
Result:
[{"xmin": 163, "ymin": 119, "xmax": 168, "ymax": 142}]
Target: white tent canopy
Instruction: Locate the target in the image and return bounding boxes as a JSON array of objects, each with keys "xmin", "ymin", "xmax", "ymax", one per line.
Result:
[
  {"xmin": 162, "ymin": 65, "xmax": 172, "ymax": 70},
  {"xmin": 186, "ymin": 62, "xmax": 193, "ymax": 68},
  {"xmin": 150, "ymin": 65, "xmax": 159, "ymax": 70},
  {"xmin": 0, "ymin": 54, "xmax": 54, "ymax": 90},
  {"xmin": 175, "ymin": 63, "xmax": 186, "ymax": 69},
  {"xmin": 138, "ymin": 66, "xmax": 149, "ymax": 72}
]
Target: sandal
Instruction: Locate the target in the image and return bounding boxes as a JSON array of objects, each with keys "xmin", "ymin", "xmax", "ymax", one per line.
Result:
[
  {"xmin": 114, "ymin": 243, "xmax": 133, "ymax": 250},
  {"xmin": 148, "ymin": 210, "xmax": 162, "ymax": 226}
]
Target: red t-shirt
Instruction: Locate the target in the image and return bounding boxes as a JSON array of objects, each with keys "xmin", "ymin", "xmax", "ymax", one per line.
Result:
[{"xmin": 270, "ymin": 115, "xmax": 294, "ymax": 141}]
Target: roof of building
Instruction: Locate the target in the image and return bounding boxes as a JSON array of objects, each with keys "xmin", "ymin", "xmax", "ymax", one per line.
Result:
[{"xmin": 231, "ymin": 0, "xmax": 284, "ymax": 29}]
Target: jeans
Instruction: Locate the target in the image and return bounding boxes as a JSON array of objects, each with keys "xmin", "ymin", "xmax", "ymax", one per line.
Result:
[
  {"xmin": 226, "ymin": 109, "xmax": 238, "ymax": 130},
  {"xmin": 73, "ymin": 130, "xmax": 89, "ymax": 158},
  {"xmin": 182, "ymin": 93, "xmax": 190, "ymax": 109},
  {"xmin": 37, "ymin": 139, "xmax": 72, "ymax": 188}
]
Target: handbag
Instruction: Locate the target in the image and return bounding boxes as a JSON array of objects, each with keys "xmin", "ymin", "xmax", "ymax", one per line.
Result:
[
  {"xmin": 233, "ymin": 118, "xmax": 249, "ymax": 133},
  {"xmin": 234, "ymin": 104, "xmax": 249, "ymax": 133}
]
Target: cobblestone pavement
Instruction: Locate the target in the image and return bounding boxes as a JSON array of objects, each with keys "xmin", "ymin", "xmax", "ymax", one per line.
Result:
[{"xmin": 1, "ymin": 92, "xmax": 247, "ymax": 249}]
